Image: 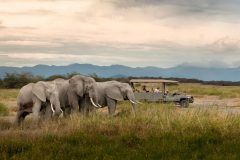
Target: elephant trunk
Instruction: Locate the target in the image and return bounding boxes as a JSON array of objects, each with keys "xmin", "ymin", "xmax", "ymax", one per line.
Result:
[
  {"xmin": 50, "ymin": 104, "xmax": 55, "ymax": 114},
  {"xmin": 127, "ymin": 91, "xmax": 138, "ymax": 112},
  {"xmin": 50, "ymin": 97, "xmax": 63, "ymax": 117},
  {"xmin": 127, "ymin": 91, "xmax": 137, "ymax": 104},
  {"xmin": 89, "ymin": 85, "xmax": 102, "ymax": 108}
]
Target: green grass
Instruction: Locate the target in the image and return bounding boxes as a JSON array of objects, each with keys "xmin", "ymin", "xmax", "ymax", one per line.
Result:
[
  {"xmin": 0, "ymin": 103, "xmax": 240, "ymax": 159},
  {"xmin": 0, "ymin": 89, "xmax": 19, "ymax": 100},
  {"xmin": 0, "ymin": 103, "xmax": 9, "ymax": 116},
  {"xmin": 168, "ymin": 83, "xmax": 240, "ymax": 99},
  {"xmin": 0, "ymin": 89, "xmax": 19, "ymax": 112}
]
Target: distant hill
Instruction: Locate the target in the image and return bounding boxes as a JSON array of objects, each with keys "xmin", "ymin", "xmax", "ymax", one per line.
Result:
[{"xmin": 0, "ymin": 63, "xmax": 239, "ymax": 81}]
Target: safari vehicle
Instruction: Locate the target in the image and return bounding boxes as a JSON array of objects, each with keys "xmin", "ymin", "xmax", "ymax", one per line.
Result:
[{"xmin": 130, "ymin": 79, "xmax": 194, "ymax": 107}]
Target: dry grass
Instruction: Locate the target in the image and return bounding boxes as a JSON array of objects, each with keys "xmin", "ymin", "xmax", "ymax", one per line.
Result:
[
  {"xmin": 0, "ymin": 89, "xmax": 19, "ymax": 113},
  {"xmin": 0, "ymin": 103, "xmax": 240, "ymax": 159},
  {"xmin": 168, "ymin": 83, "xmax": 240, "ymax": 99}
]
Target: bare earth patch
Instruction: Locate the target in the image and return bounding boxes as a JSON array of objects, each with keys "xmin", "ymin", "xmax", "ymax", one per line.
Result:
[{"xmin": 193, "ymin": 96, "xmax": 240, "ymax": 107}]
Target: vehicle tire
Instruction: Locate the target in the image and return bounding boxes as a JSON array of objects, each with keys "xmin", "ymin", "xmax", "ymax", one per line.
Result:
[{"xmin": 180, "ymin": 99, "xmax": 189, "ymax": 108}]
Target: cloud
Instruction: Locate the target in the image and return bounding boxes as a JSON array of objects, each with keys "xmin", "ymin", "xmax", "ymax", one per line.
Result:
[
  {"xmin": 0, "ymin": 0, "xmax": 240, "ymax": 68},
  {"xmin": 205, "ymin": 37, "xmax": 240, "ymax": 53},
  {"xmin": 0, "ymin": 21, "xmax": 5, "ymax": 29},
  {"xmin": 0, "ymin": 53, "xmax": 159, "ymax": 67},
  {"xmin": 0, "ymin": 9, "xmax": 56, "ymax": 16},
  {"xmin": 0, "ymin": 40, "xmax": 62, "ymax": 47}
]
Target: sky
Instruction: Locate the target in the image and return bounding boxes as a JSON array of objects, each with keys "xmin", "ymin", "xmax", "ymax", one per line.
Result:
[{"xmin": 0, "ymin": 0, "xmax": 240, "ymax": 68}]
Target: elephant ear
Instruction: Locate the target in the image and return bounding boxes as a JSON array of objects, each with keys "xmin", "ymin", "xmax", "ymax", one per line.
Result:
[
  {"xmin": 106, "ymin": 86, "xmax": 124, "ymax": 101},
  {"xmin": 32, "ymin": 83, "xmax": 46, "ymax": 102}
]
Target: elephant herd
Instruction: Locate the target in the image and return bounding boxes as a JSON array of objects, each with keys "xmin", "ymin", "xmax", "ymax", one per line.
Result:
[{"xmin": 16, "ymin": 75, "xmax": 138, "ymax": 125}]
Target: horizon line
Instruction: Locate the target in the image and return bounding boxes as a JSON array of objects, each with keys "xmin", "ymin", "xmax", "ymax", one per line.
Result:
[{"xmin": 0, "ymin": 63, "xmax": 238, "ymax": 69}]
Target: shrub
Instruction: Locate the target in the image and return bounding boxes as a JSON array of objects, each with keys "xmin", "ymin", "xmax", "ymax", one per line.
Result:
[
  {"xmin": 2, "ymin": 72, "xmax": 44, "ymax": 88},
  {"xmin": 0, "ymin": 79, "xmax": 3, "ymax": 88}
]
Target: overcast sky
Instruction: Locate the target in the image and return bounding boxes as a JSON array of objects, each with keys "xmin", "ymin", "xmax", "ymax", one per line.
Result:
[{"xmin": 0, "ymin": 0, "xmax": 240, "ymax": 68}]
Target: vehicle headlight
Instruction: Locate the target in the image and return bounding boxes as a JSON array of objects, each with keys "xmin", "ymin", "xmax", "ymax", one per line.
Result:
[{"xmin": 186, "ymin": 95, "xmax": 191, "ymax": 98}]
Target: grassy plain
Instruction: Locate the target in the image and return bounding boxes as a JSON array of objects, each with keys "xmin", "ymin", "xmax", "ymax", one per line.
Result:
[{"xmin": 0, "ymin": 84, "xmax": 240, "ymax": 159}]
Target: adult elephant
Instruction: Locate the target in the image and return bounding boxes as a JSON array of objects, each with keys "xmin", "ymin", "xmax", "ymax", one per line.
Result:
[
  {"xmin": 41, "ymin": 75, "xmax": 100, "ymax": 117},
  {"xmin": 16, "ymin": 81, "xmax": 62, "ymax": 125},
  {"xmin": 67, "ymin": 75, "xmax": 100, "ymax": 114},
  {"xmin": 82, "ymin": 81, "xmax": 138, "ymax": 115},
  {"xmin": 40, "ymin": 78, "xmax": 71, "ymax": 119}
]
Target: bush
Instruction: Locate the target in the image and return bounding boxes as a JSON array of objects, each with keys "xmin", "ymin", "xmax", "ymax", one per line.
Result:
[
  {"xmin": 45, "ymin": 75, "xmax": 67, "ymax": 81},
  {"xmin": 2, "ymin": 73, "xmax": 44, "ymax": 88},
  {"xmin": 0, "ymin": 79, "xmax": 3, "ymax": 88},
  {"xmin": 0, "ymin": 103, "xmax": 9, "ymax": 116},
  {"xmin": 45, "ymin": 72, "xmax": 81, "ymax": 81}
]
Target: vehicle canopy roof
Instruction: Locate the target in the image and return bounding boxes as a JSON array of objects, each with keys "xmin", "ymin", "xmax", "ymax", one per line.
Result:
[{"xmin": 130, "ymin": 79, "xmax": 179, "ymax": 84}]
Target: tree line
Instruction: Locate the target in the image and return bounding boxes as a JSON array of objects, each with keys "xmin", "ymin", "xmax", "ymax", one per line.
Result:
[
  {"xmin": 0, "ymin": 72, "xmax": 128, "ymax": 89},
  {"xmin": 0, "ymin": 72, "xmax": 240, "ymax": 89}
]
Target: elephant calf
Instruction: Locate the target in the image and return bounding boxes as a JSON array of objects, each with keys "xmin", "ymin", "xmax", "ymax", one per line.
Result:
[{"xmin": 81, "ymin": 81, "xmax": 138, "ymax": 115}]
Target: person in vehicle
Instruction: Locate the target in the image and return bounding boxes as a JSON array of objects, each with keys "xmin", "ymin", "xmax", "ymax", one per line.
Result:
[
  {"xmin": 142, "ymin": 85, "xmax": 149, "ymax": 92},
  {"xmin": 151, "ymin": 88, "xmax": 154, "ymax": 92},
  {"xmin": 154, "ymin": 87, "xmax": 160, "ymax": 93},
  {"xmin": 165, "ymin": 90, "xmax": 169, "ymax": 95}
]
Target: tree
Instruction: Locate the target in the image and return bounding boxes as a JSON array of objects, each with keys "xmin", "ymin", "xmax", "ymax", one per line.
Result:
[
  {"xmin": 2, "ymin": 72, "xmax": 44, "ymax": 88},
  {"xmin": 46, "ymin": 75, "xmax": 67, "ymax": 81},
  {"xmin": 0, "ymin": 79, "xmax": 3, "ymax": 88}
]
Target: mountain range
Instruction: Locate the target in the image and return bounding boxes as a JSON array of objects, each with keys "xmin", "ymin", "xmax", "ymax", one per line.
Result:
[{"xmin": 0, "ymin": 63, "xmax": 239, "ymax": 81}]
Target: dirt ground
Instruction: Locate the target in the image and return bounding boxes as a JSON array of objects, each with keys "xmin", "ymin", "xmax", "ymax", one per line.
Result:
[
  {"xmin": 193, "ymin": 96, "xmax": 240, "ymax": 107},
  {"xmin": 192, "ymin": 96, "xmax": 240, "ymax": 114}
]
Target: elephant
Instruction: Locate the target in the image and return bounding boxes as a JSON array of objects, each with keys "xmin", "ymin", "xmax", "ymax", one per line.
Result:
[
  {"xmin": 40, "ymin": 78, "xmax": 71, "ymax": 119},
  {"xmin": 81, "ymin": 81, "xmax": 138, "ymax": 115},
  {"xmin": 39, "ymin": 75, "xmax": 100, "ymax": 118},
  {"xmin": 67, "ymin": 75, "xmax": 100, "ymax": 115},
  {"xmin": 16, "ymin": 81, "xmax": 62, "ymax": 125}
]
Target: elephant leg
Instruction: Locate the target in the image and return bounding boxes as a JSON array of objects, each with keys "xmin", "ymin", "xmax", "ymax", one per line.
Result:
[
  {"xmin": 53, "ymin": 106, "xmax": 63, "ymax": 118},
  {"xmin": 69, "ymin": 93, "xmax": 79, "ymax": 113},
  {"xmin": 106, "ymin": 97, "xmax": 117, "ymax": 115},
  {"xmin": 63, "ymin": 107, "xmax": 71, "ymax": 117},
  {"xmin": 79, "ymin": 99, "xmax": 88, "ymax": 115},
  {"xmin": 80, "ymin": 106, "xmax": 88, "ymax": 115},
  {"xmin": 39, "ymin": 106, "xmax": 46, "ymax": 117},
  {"xmin": 16, "ymin": 110, "xmax": 29, "ymax": 125},
  {"xmin": 32, "ymin": 101, "xmax": 41, "ymax": 123},
  {"xmin": 41, "ymin": 103, "xmax": 53, "ymax": 121},
  {"xmin": 39, "ymin": 104, "xmax": 47, "ymax": 120}
]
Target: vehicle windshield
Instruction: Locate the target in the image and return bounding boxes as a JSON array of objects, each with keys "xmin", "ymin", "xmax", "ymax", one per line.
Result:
[
  {"xmin": 131, "ymin": 81, "xmax": 179, "ymax": 95},
  {"xmin": 132, "ymin": 83, "xmax": 165, "ymax": 93}
]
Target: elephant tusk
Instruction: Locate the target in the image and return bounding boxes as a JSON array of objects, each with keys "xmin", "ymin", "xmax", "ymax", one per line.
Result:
[
  {"xmin": 51, "ymin": 103, "xmax": 55, "ymax": 114},
  {"xmin": 90, "ymin": 98, "xmax": 99, "ymax": 108},
  {"xmin": 129, "ymin": 99, "xmax": 137, "ymax": 104},
  {"xmin": 136, "ymin": 101, "xmax": 143, "ymax": 104},
  {"xmin": 97, "ymin": 104, "xmax": 103, "ymax": 108}
]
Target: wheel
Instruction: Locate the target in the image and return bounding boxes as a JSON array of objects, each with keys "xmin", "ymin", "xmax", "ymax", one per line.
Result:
[{"xmin": 180, "ymin": 99, "xmax": 189, "ymax": 108}]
